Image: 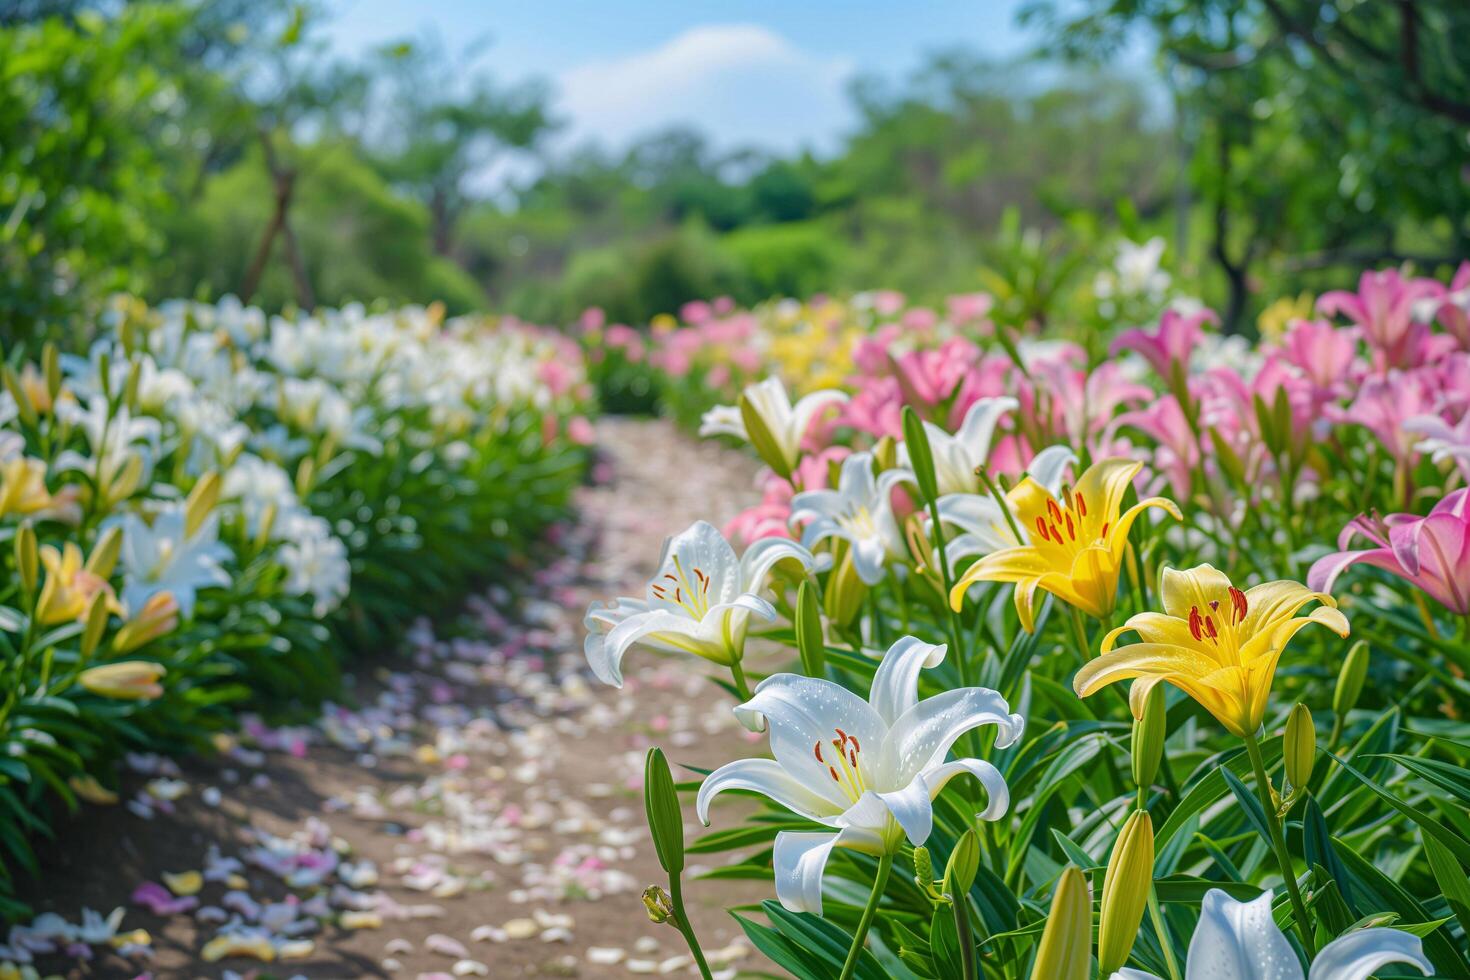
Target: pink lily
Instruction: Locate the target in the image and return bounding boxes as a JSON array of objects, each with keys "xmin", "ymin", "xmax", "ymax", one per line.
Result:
[
  {"xmin": 1433, "ymin": 261, "xmax": 1470, "ymax": 348},
  {"xmin": 1111, "ymin": 395, "xmax": 1199, "ymax": 497},
  {"xmin": 1110, "ymin": 308, "xmax": 1220, "ymax": 380},
  {"xmin": 1328, "ymin": 370, "xmax": 1437, "ymax": 467},
  {"xmin": 1309, "ymin": 488, "xmax": 1470, "ymax": 615},
  {"xmin": 1317, "ymin": 268, "xmax": 1444, "ymax": 369},
  {"xmin": 1277, "ymin": 319, "xmax": 1361, "ymax": 393}
]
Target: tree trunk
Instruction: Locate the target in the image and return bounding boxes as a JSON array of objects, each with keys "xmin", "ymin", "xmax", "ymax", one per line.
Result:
[{"xmin": 240, "ymin": 130, "xmax": 313, "ymax": 310}]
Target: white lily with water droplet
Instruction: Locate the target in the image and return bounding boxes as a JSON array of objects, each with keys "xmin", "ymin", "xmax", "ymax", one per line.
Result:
[
  {"xmin": 791, "ymin": 452, "xmax": 914, "ymax": 585},
  {"xmin": 583, "ymin": 520, "xmax": 818, "ymax": 688},
  {"xmin": 696, "ymin": 636, "xmax": 1023, "ymax": 915},
  {"xmin": 1113, "ymin": 887, "xmax": 1433, "ymax": 980}
]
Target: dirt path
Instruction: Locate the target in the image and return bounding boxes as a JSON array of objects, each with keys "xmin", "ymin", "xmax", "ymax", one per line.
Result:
[{"xmin": 19, "ymin": 417, "xmax": 775, "ymax": 979}]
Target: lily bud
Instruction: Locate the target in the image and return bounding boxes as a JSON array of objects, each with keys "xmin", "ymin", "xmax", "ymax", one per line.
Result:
[
  {"xmin": 1333, "ymin": 641, "xmax": 1369, "ymax": 719},
  {"xmin": 295, "ymin": 457, "xmax": 316, "ymax": 499},
  {"xmin": 1030, "ymin": 866, "xmax": 1091, "ymax": 980},
  {"xmin": 106, "ymin": 453, "xmax": 144, "ymax": 505},
  {"xmin": 3, "ymin": 366, "xmax": 36, "ymax": 427},
  {"xmin": 739, "ymin": 392, "xmax": 793, "ymax": 482},
  {"xmin": 901, "ymin": 406, "xmax": 939, "ymax": 505},
  {"xmin": 1098, "ymin": 809, "xmax": 1154, "ymax": 975},
  {"xmin": 96, "ymin": 349, "xmax": 112, "ymax": 401},
  {"xmin": 254, "ymin": 502, "xmax": 278, "ymax": 553},
  {"xmin": 871, "ymin": 435, "xmax": 897, "ymax": 473},
  {"xmin": 822, "ymin": 546, "xmax": 867, "ymax": 628},
  {"xmin": 185, "ymin": 472, "xmax": 221, "ymax": 538},
  {"xmin": 944, "ymin": 829, "xmax": 979, "ymax": 899},
  {"xmin": 42, "ymin": 342, "xmax": 60, "ymax": 401},
  {"xmin": 14, "ymin": 522, "xmax": 37, "ymax": 597},
  {"xmin": 123, "ymin": 357, "xmax": 142, "ymax": 412},
  {"xmin": 79, "ymin": 661, "xmax": 165, "ymax": 700},
  {"xmin": 795, "ymin": 580, "xmax": 826, "ymax": 678},
  {"xmin": 80, "ymin": 590, "xmax": 111, "ymax": 659},
  {"xmin": 1131, "ymin": 683, "xmax": 1166, "ymax": 791},
  {"xmin": 643, "ymin": 748, "xmax": 685, "ymax": 876},
  {"xmin": 86, "ymin": 525, "xmax": 122, "ymax": 580},
  {"xmin": 1284, "ymin": 703, "xmax": 1316, "ymax": 793},
  {"xmin": 113, "ymin": 592, "xmax": 180, "ymax": 653}
]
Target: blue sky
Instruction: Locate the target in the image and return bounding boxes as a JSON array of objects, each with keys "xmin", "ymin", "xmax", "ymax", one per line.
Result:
[{"xmin": 320, "ymin": 1, "xmax": 1093, "ymax": 156}]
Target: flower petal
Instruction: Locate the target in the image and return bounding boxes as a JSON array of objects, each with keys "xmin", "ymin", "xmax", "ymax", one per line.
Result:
[
  {"xmin": 771, "ymin": 832, "xmax": 839, "ymax": 915},
  {"xmin": 739, "ymin": 537, "xmax": 818, "ymax": 595},
  {"xmin": 878, "ymin": 687, "xmax": 1023, "ymax": 785},
  {"xmin": 732, "ymin": 674, "xmax": 887, "ymax": 809},
  {"xmin": 696, "ymin": 758, "xmax": 840, "ymax": 827},
  {"xmin": 1184, "ymin": 889, "xmax": 1303, "ymax": 980},
  {"xmin": 922, "ymin": 758, "xmax": 1010, "ymax": 821},
  {"xmin": 651, "ymin": 521, "xmax": 741, "ymax": 607},
  {"xmin": 1159, "ymin": 564, "xmax": 1233, "ymax": 621},
  {"xmin": 1024, "ymin": 445, "xmax": 1078, "ymax": 493},
  {"xmin": 868, "ymin": 636, "xmax": 947, "ymax": 727},
  {"xmin": 1305, "ymin": 927, "xmax": 1432, "ymax": 980}
]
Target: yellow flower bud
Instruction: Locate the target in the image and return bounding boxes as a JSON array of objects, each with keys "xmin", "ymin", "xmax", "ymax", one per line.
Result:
[
  {"xmin": 86, "ymin": 525, "xmax": 123, "ymax": 580},
  {"xmin": 1131, "ymin": 683, "xmax": 1166, "ymax": 791},
  {"xmin": 1284, "ymin": 703, "xmax": 1316, "ymax": 793},
  {"xmin": 822, "ymin": 544, "xmax": 867, "ymax": 628},
  {"xmin": 104, "ymin": 452, "xmax": 144, "ymax": 506},
  {"xmin": 1030, "ymin": 866, "xmax": 1091, "ymax": 980},
  {"xmin": 1098, "ymin": 809, "xmax": 1154, "ymax": 975},
  {"xmin": 185, "ymin": 471, "xmax": 221, "ymax": 538},
  {"xmin": 79, "ymin": 661, "xmax": 166, "ymax": 700},
  {"xmin": 295, "ymin": 457, "xmax": 316, "ymax": 499},
  {"xmin": 80, "ymin": 590, "xmax": 112, "ymax": 658},
  {"xmin": 113, "ymin": 592, "xmax": 181, "ymax": 653},
  {"xmin": 42, "ymin": 342, "xmax": 61, "ymax": 402},
  {"xmin": 14, "ymin": 522, "xmax": 37, "ymax": 597},
  {"xmin": 2, "ymin": 365, "xmax": 36, "ymax": 426},
  {"xmin": 1333, "ymin": 640, "xmax": 1369, "ymax": 719}
]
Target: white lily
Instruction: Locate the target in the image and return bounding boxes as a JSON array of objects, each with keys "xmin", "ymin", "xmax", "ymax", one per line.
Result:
[
  {"xmin": 936, "ymin": 445, "xmax": 1076, "ymax": 563},
  {"xmin": 900, "ymin": 396, "xmax": 1018, "ymax": 496},
  {"xmin": 110, "ymin": 504, "xmax": 232, "ymax": 618},
  {"xmin": 700, "ymin": 377, "xmax": 847, "ymax": 475},
  {"xmin": 1113, "ymin": 888, "xmax": 1433, "ymax": 980},
  {"xmin": 583, "ymin": 520, "xmax": 818, "ymax": 688},
  {"xmin": 697, "ymin": 636, "xmax": 1023, "ymax": 915},
  {"xmin": 790, "ymin": 452, "xmax": 913, "ymax": 585}
]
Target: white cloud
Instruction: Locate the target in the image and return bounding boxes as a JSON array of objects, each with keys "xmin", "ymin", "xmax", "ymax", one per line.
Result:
[{"xmin": 555, "ymin": 23, "xmax": 855, "ymax": 155}]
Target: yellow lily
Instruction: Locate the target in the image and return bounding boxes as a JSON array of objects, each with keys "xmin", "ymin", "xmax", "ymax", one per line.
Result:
[
  {"xmin": 35, "ymin": 542, "xmax": 123, "ymax": 625},
  {"xmin": 948, "ymin": 458, "xmax": 1180, "ymax": 631},
  {"xmin": 1073, "ymin": 564, "xmax": 1350, "ymax": 737},
  {"xmin": 0, "ymin": 457, "xmax": 54, "ymax": 519}
]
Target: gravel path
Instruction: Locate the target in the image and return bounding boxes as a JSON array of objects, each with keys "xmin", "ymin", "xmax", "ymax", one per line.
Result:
[{"xmin": 21, "ymin": 417, "xmax": 774, "ymax": 979}]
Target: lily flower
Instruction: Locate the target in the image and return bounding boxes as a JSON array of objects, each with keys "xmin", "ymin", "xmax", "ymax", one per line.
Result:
[
  {"xmin": 898, "ymin": 396, "xmax": 1017, "ymax": 496},
  {"xmin": 35, "ymin": 542, "xmax": 122, "ymax": 625},
  {"xmin": 935, "ymin": 445, "xmax": 1076, "ymax": 563},
  {"xmin": 0, "ymin": 457, "xmax": 56, "ymax": 519},
  {"xmin": 1318, "ymin": 268, "xmax": 1444, "ymax": 369},
  {"xmin": 1111, "ymin": 309, "xmax": 1218, "ymax": 380},
  {"xmin": 699, "ymin": 377, "xmax": 847, "ymax": 476},
  {"xmin": 110, "ymin": 504, "xmax": 231, "ymax": 618},
  {"xmin": 949, "ymin": 458, "xmax": 1181, "ymax": 631},
  {"xmin": 1308, "ymin": 488, "xmax": 1470, "ymax": 615},
  {"xmin": 1074, "ymin": 565, "xmax": 1348, "ymax": 736},
  {"xmin": 696, "ymin": 636, "xmax": 1023, "ymax": 915},
  {"xmin": 583, "ymin": 520, "xmax": 819, "ymax": 687},
  {"xmin": 1113, "ymin": 887, "xmax": 1431, "ymax": 980},
  {"xmin": 790, "ymin": 452, "xmax": 914, "ymax": 585}
]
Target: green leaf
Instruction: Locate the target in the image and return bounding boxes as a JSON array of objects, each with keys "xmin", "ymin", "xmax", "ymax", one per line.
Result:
[
  {"xmin": 1328, "ymin": 752, "xmax": 1470, "ymax": 869},
  {"xmin": 1372, "ymin": 753, "xmax": 1470, "ymax": 806},
  {"xmin": 1220, "ymin": 765, "xmax": 1271, "ymax": 845}
]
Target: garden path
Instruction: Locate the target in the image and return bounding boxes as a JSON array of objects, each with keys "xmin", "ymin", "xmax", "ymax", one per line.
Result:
[{"xmin": 23, "ymin": 417, "xmax": 772, "ymax": 979}]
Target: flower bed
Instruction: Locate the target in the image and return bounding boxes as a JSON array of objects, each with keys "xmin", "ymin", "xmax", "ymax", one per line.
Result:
[
  {"xmin": 587, "ymin": 263, "xmax": 1470, "ymax": 978},
  {"xmin": 0, "ymin": 298, "xmax": 591, "ymax": 914}
]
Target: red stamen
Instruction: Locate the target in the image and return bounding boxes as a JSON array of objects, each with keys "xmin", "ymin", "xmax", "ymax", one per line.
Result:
[
  {"xmin": 1204, "ymin": 615, "xmax": 1218, "ymax": 640},
  {"xmin": 1047, "ymin": 499, "xmax": 1064, "ymax": 525},
  {"xmin": 1100, "ymin": 521, "xmax": 1110, "ymax": 538},
  {"xmin": 1035, "ymin": 517, "xmax": 1050, "ymax": 542},
  {"xmin": 829, "ymin": 766, "xmax": 840, "ymax": 781},
  {"xmin": 814, "ymin": 742, "xmax": 823, "ymax": 762},
  {"xmin": 1229, "ymin": 586, "xmax": 1248, "ymax": 624},
  {"xmin": 1076, "ymin": 492, "xmax": 1087, "ymax": 516},
  {"xmin": 1064, "ymin": 513, "xmax": 1075, "ymax": 539},
  {"xmin": 1188, "ymin": 606, "xmax": 1203, "ymax": 641}
]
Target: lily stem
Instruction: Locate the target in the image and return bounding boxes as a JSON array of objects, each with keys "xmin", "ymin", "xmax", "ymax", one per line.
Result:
[
  {"xmin": 1147, "ymin": 886, "xmax": 1182, "ymax": 980},
  {"xmin": 1243, "ymin": 731, "xmax": 1315, "ymax": 956},
  {"xmin": 840, "ymin": 851, "xmax": 893, "ymax": 980},
  {"xmin": 924, "ymin": 496, "xmax": 969, "ymax": 686},
  {"xmin": 953, "ymin": 893, "xmax": 977, "ymax": 980},
  {"xmin": 728, "ymin": 658, "xmax": 752, "ymax": 701},
  {"xmin": 668, "ymin": 875, "xmax": 714, "ymax": 980}
]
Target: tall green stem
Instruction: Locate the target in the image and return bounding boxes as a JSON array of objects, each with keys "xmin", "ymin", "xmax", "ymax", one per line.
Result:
[
  {"xmin": 925, "ymin": 496, "xmax": 969, "ymax": 685},
  {"xmin": 840, "ymin": 851, "xmax": 893, "ymax": 980},
  {"xmin": 1147, "ymin": 887, "xmax": 1182, "ymax": 980},
  {"xmin": 668, "ymin": 876, "xmax": 714, "ymax": 980},
  {"xmin": 728, "ymin": 658, "xmax": 752, "ymax": 701},
  {"xmin": 1243, "ymin": 732, "xmax": 1315, "ymax": 955}
]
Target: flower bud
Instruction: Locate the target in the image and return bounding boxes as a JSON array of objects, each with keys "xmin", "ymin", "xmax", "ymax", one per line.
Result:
[
  {"xmin": 295, "ymin": 457, "xmax": 316, "ymax": 500},
  {"xmin": 901, "ymin": 406, "xmax": 940, "ymax": 505},
  {"xmin": 1030, "ymin": 866, "xmax": 1091, "ymax": 980},
  {"xmin": 913, "ymin": 846, "xmax": 935, "ymax": 893},
  {"xmin": 738, "ymin": 391, "xmax": 792, "ymax": 482},
  {"xmin": 42, "ymin": 342, "xmax": 60, "ymax": 401},
  {"xmin": 871, "ymin": 435, "xmax": 897, "ymax": 473},
  {"xmin": 1131, "ymin": 683, "xmax": 1166, "ymax": 791},
  {"xmin": 1284, "ymin": 703, "xmax": 1316, "ymax": 793},
  {"xmin": 642, "ymin": 885, "xmax": 675, "ymax": 925},
  {"xmin": 795, "ymin": 580, "xmax": 826, "ymax": 678},
  {"xmin": 1333, "ymin": 640, "xmax": 1369, "ymax": 719},
  {"xmin": 822, "ymin": 544, "xmax": 866, "ymax": 628},
  {"xmin": 1098, "ymin": 809, "xmax": 1154, "ymax": 975},
  {"xmin": 14, "ymin": 522, "xmax": 37, "ymax": 597},
  {"xmin": 123, "ymin": 358, "xmax": 142, "ymax": 412},
  {"xmin": 80, "ymin": 590, "xmax": 111, "ymax": 659},
  {"xmin": 113, "ymin": 592, "xmax": 180, "ymax": 653},
  {"xmin": 86, "ymin": 525, "xmax": 123, "ymax": 580},
  {"xmin": 185, "ymin": 472, "xmax": 221, "ymax": 539},
  {"xmin": 106, "ymin": 453, "xmax": 144, "ymax": 506},
  {"xmin": 944, "ymin": 829, "xmax": 979, "ymax": 899},
  {"xmin": 3, "ymin": 366, "xmax": 36, "ymax": 427},
  {"xmin": 79, "ymin": 661, "xmax": 165, "ymax": 700},
  {"xmin": 643, "ymin": 748, "xmax": 684, "ymax": 875}
]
